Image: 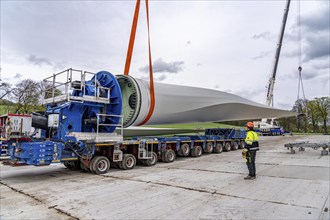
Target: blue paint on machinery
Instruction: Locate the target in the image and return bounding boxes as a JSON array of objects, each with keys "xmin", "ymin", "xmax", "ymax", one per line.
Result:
[{"xmin": 7, "ymin": 70, "xmax": 123, "ymax": 166}]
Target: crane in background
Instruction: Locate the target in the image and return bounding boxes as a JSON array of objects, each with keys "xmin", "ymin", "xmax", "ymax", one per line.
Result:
[{"xmin": 254, "ymin": 0, "xmax": 291, "ymax": 135}]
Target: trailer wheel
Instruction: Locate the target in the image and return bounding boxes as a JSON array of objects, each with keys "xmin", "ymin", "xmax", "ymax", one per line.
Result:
[
  {"xmin": 144, "ymin": 152, "xmax": 158, "ymax": 166},
  {"xmin": 92, "ymin": 156, "xmax": 110, "ymax": 174},
  {"xmin": 163, "ymin": 149, "xmax": 176, "ymax": 163},
  {"xmin": 213, "ymin": 143, "xmax": 223, "ymax": 153},
  {"xmin": 239, "ymin": 141, "xmax": 245, "ymax": 149},
  {"xmin": 161, "ymin": 151, "xmax": 166, "ymax": 162},
  {"xmin": 204, "ymin": 142, "xmax": 213, "ymax": 153},
  {"xmin": 63, "ymin": 161, "xmax": 73, "ymax": 169},
  {"xmin": 224, "ymin": 142, "xmax": 231, "ymax": 151},
  {"xmin": 121, "ymin": 154, "xmax": 136, "ymax": 170},
  {"xmin": 191, "ymin": 146, "xmax": 202, "ymax": 157},
  {"xmin": 89, "ymin": 157, "xmax": 99, "ymax": 173},
  {"xmin": 179, "ymin": 143, "xmax": 190, "ymax": 156},
  {"xmin": 64, "ymin": 161, "xmax": 80, "ymax": 170},
  {"xmin": 231, "ymin": 142, "xmax": 239, "ymax": 150}
]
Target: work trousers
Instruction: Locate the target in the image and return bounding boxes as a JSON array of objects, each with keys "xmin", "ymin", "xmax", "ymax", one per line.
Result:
[{"xmin": 246, "ymin": 150, "xmax": 257, "ymax": 177}]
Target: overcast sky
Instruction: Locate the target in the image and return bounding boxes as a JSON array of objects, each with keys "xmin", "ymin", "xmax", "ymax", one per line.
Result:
[{"xmin": 1, "ymin": 0, "xmax": 329, "ymax": 110}]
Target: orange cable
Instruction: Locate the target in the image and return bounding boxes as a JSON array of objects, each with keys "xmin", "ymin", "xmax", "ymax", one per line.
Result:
[
  {"xmin": 124, "ymin": 0, "xmax": 141, "ymax": 75},
  {"xmin": 138, "ymin": 0, "xmax": 155, "ymax": 125},
  {"xmin": 124, "ymin": 0, "xmax": 155, "ymax": 125}
]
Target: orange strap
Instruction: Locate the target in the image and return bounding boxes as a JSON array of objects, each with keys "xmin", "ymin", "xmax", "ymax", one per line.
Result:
[
  {"xmin": 124, "ymin": 0, "xmax": 141, "ymax": 75},
  {"xmin": 124, "ymin": 0, "xmax": 155, "ymax": 125},
  {"xmin": 138, "ymin": 0, "xmax": 155, "ymax": 126}
]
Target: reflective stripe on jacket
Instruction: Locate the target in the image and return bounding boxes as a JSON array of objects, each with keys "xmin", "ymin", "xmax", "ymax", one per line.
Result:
[{"xmin": 245, "ymin": 130, "xmax": 259, "ymax": 151}]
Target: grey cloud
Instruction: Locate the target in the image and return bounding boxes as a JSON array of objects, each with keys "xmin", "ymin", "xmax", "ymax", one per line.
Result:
[
  {"xmin": 157, "ymin": 74, "xmax": 167, "ymax": 81},
  {"xmin": 139, "ymin": 58, "xmax": 184, "ymax": 74},
  {"xmin": 300, "ymin": 6, "xmax": 329, "ymax": 33},
  {"xmin": 280, "ymin": 68, "xmax": 319, "ymax": 81},
  {"xmin": 54, "ymin": 62, "xmax": 66, "ymax": 71},
  {"xmin": 304, "ymin": 35, "xmax": 329, "ymax": 62},
  {"xmin": 252, "ymin": 32, "xmax": 273, "ymax": 41},
  {"xmin": 281, "ymin": 50, "xmax": 298, "ymax": 58},
  {"xmin": 27, "ymin": 55, "xmax": 66, "ymax": 71},
  {"xmin": 27, "ymin": 55, "xmax": 52, "ymax": 66},
  {"xmin": 283, "ymin": 30, "xmax": 299, "ymax": 42},
  {"xmin": 252, "ymin": 51, "xmax": 271, "ymax": 60},
  {"xmin": 14, "ymin": 73, "xmax": 22, "ymax": 79},
  {"xmin": 299, "ymin": 71, "xmax": 318, "ymax": 80},
  {"xmin": 312, "ymin": 62, "xmax": 329, "ymax": 70}
]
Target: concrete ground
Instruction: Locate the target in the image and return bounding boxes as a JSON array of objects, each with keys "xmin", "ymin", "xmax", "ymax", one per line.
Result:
[{"xmin": 0, "ymin": 135, "xmax": 329, "ymax": 220}]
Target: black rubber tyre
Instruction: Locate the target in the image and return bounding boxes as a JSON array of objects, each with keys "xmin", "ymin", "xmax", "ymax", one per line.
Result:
[
  {"xmin": 89, "ymin": 157, "xmax": 97, "ymax": 173},
  {"xmin": 179, "ymin": 143, "xmax": 190, "ymax": 157},
  {"xmin": 161, "ymin": 150, "xmax": 166, "ymax": 162},
  {"xmin": 72, "ymin": 161, "xmax": 82, "ymax": 170},
  {"xmin": 231, "ymin": 141, "xmax": 239, "ymax": 150},
  {"xmin": 224, "ymin": 142, "xmax": 231, "ymax": 151},
  {"xmin": 204, "ymin": 142, "xmax": 214, "ymax": 153},
  {"xmin": 239, "ymin": 141, "xmax": 245, "ymax": 149},
  {"xmin": 213, "ymin": 143, "xmax": 223, "ymax": 153},
  {"xmin": 144, "ymin": 152, "xmax": 158, "ymax": 166},
  {"xmin": 64, "ymin": 161, "xmax": 80, "ymax": 170},
  {"xmin": 163, "ymin": 149, "xmax": 176, "ymax": 163},
  {"xmin": 121, "ymin": 154, "xmax": 136, "ymax": 170},
  {"xmin": 63, "ymin": 161, "xmax": 73, "ymax": 169},
  {"xmin": 191, "ymin": 146, "xmax": 203, "ymax": 157},
  {"xmin": 91, "ymin": 156, "xmax": 111, "ymax": 174}
]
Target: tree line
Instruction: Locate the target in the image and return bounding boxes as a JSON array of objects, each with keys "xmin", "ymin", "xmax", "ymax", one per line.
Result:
[
  {"xmin": 279, "ymin": 97, "xmax": 330, "ymax": 134},
  {"xmin": 0, "ymin": 78, "xmax": 61, "ymax": 114},
  {"xmin": 0, "ymin": 78, "xmax": 329, "ymax": 134}
]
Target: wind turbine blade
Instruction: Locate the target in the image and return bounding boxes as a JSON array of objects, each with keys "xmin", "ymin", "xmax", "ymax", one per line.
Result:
[{"xmin": 117, "ymin": 75, "xmax": 296, "ymax": 127}]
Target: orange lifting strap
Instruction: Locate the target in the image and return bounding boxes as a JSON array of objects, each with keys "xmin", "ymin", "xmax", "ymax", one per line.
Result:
[{"xmin": 124, "ymin": 0, "xmax": 155, "ymax": 126}]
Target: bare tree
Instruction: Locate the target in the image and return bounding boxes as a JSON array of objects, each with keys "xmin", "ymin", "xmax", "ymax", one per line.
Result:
[
  {"xmin": 12, "ymin": 79, "xmax": 40, "ymax": 113},
  {"xmin": 0, "ymin": 81, "xmax": 12, "ymax": 99},
  {"xmin": 38, "ymin": 80, "xmax": 62, "ymax": 103}
]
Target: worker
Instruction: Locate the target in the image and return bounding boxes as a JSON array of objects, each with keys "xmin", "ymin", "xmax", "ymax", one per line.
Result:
[{"xmin": 243, "ymin": 121, "xmax": 259, "ymax": 180}]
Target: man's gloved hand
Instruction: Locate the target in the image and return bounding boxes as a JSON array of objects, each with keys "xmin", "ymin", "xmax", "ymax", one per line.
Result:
[{"xmin": 242, "ymin": 148, "xmax": 248, "ymax": 159}]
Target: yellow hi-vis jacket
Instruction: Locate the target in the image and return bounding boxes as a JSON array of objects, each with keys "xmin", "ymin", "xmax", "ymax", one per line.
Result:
[{"xmin": 245, "ymin": 130, "xmax": 259, "ymax": 151}]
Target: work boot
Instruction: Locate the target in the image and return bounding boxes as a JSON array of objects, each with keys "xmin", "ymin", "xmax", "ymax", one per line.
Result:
[{"xmin": 244, "ymin": 175, "xmax": 255, "ymax": 180}]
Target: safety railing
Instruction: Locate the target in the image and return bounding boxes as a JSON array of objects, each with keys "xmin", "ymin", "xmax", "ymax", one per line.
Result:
[
  {"xmin": 96, "ymin": 113, "xmax": 124, "ymax": 140},
  {"xmin": 42, "ymin": 68, "xmax": 110, "ymax": 105}
]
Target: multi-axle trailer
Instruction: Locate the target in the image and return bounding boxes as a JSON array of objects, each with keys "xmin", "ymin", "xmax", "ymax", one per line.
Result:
[{"xmin": 2, "ymin": 69, "xmax": 246, "ymax": 174}]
